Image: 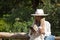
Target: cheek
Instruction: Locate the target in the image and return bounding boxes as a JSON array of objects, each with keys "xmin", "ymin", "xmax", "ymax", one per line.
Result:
[
  {"xmin": 36, "ymin": 17, "xmax": 38, "ymax": 19},
  {"xmin": 35, "ymin": 17, "xmax": 41, "ymax": 20},
  {"xmin": 39, "ymin": 17, "xmax": 42, "ymax": 19}
]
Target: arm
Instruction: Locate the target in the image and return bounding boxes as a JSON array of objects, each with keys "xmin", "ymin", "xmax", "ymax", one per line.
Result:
[
  {"xmin": 29, "ymin": 22, "xmax": 37, "ymax": 36},
  {"xmin": 46, "ymin": 21, "xmax": 51, "ymax": 35},
  {"xmin": 39, "ymin": 18, "xmax": 45, "ymax": 34}
]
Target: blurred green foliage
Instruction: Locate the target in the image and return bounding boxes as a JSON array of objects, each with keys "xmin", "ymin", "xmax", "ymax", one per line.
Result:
[
  {"xmin": 0, "ymin": 0, "xmax": 60, "ymax": 36},
  {"xmin": 0, "ymin": 19, "xmax": 10, "ymax": 32}
]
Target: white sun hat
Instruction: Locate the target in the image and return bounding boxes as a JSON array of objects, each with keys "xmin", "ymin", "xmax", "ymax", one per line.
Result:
[{"xmin": 31, "ymin": 9, "xmax": 48, "ymax": 16}]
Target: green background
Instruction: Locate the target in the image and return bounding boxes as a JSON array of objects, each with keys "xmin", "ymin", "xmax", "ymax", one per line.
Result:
[{"xmin": 0, "ymin": 0, "xmax": 60, "ymax": 36}]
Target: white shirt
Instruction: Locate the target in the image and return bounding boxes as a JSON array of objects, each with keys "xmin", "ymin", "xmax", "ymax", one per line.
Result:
[
  {"xmin": 44, "ymin": 21, "xmax": 51, "ymax": 36},
  {"xmin": 28, "ymin": 21, "xmax": 51, "ymax": 40}
]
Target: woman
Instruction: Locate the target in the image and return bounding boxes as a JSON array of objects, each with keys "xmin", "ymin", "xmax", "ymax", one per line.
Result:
[{"xmin": 28, "ymin": 9, "xmax": 55, "ymax": 40}]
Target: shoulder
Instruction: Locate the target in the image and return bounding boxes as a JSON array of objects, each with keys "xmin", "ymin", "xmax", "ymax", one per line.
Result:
[
  {"xmin": 45, "ymin": 21, "xmax": 51, "ymax": 26},
  {"xmin": 45, "ymin": 21, "xmax": 50, "ymax": 24}
]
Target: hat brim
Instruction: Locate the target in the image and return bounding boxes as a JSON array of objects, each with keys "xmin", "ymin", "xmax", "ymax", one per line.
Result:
[{"xmin": 31, "ymin": 14, "xmax": 48, "ymax": 16}]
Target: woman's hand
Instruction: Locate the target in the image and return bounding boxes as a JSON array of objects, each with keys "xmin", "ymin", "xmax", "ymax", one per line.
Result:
[
  {"xmin": 30, "ymin": 25, "xmax": 37, "ymax": 34},
  {"xmin": 39, "ymin": 18, "xmax": 45, "ymax": 34},
  {"xmin": 33, "ymin": 24, "xmax": 38, "ymax": 32},
  {"xmin": 38, "ymin": 27, "xmax": 45, "ymax": 34},
  {"xmin": 40, "ymin": 18, "xmax": 45, "ymax": 26}
]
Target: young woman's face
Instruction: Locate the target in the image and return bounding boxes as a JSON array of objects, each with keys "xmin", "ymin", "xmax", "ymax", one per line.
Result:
[{"xmin": 35, "ymin": 16, "xmax": 43, "ymax": 22}]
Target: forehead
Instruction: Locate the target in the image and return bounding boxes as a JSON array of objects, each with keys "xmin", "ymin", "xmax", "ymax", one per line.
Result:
[
  {"xmin": 34, "ymin": 16, "xmax": 45, "ymax": 18},
  {"xmin": 35, "ymin": 16, "xmax": 43, "ymax": 17}
]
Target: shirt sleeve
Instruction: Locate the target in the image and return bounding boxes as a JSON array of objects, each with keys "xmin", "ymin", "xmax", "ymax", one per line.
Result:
[
  {"xmin": 28, "ymin": 30, "xmax": 31, "ymax": 37},
  {"xmin": 28, "ymin": 22, "xmax": 35, "ymax": 37},
  {"xmin": 31, "ymin": 22, "xmax": 35, "ymax": 27},
  {"xmin": 45, "ymin": 21, "xmax": 51, "ymax": 36}
]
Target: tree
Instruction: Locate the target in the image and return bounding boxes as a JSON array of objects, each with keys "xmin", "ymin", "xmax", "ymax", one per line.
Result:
[{"xmin": 0, "ymin": 0, "xmax": 60, "ymax": 36}]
